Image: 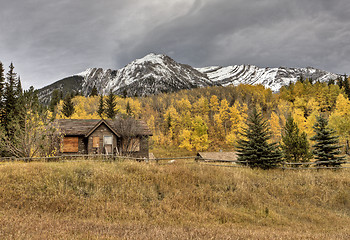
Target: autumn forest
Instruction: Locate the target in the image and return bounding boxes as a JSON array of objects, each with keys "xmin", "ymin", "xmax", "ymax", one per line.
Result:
[{"xmin": 51, "ymin": 76, "xmax": 350, "ymax": 157}]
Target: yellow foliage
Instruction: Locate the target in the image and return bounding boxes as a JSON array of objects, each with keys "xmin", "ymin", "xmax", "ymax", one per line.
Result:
[
  {"xmin": 209, "ymin": 95, "xmax": 219, "ymax": 113},
  {"xmin": 179, "ymin": 129, "xmax": 193, "ymax": 151},
  {"xmin": 292, "ymin": 108, "xmax": 306, "ymax": 132},
  {"xmin": 270, "ymin": 112, "xmax": 282, "ymax": 142}
]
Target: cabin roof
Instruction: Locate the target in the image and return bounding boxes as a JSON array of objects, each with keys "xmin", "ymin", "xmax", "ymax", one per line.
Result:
[{"xmin": 57, "ymin": 118, "xmax": 152, "ymax": 137}]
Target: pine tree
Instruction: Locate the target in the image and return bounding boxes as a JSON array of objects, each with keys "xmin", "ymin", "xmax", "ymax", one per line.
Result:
[
  {"xmin": 15, "ymin": 76, "xmax": 24, "ymax": 115},
  {"xmin": 343, "ymin": 75, "xmax": 350, "ymax": 99},
  {"xmin": 0, "ymin": 62, "xmax": 5, "ymax": 125},
  {"xmin": 105, "ymin": 90, "xmax": 118, "ymax": 119},
  {"xmin": 62, "ymin": 94, "xmax": 75, "ymax": 118},
  {"xmin": 90, "ymin": 85, "xmax": 98, "ymax": 97},
  {"xmin": 3, "ymin": 63, "xmax": 18, "ymax": 134},
  {"xmin": 49, "ymin": 89, "xmax": 63, "ymax": 113},
  {"xmin": 337, "ymin": 76, "xmax": 344, "ymax": 89},
  {"xmin": 126, "ymin": 100, "xmax": 132, "ymax": 116},
  {"xmin": 281, "ymin": 115, "xmax": 311, "ymax": 164},
  {"xmin": 311, "ymin": 115, "xmax": 344, "ymax": 167},
  {"xmin": 236, "ymin": 108, "xmax": 282, "ymax": 169},
  {"xmin": 97, "ymin": 94, "xmax": 104, "ymax": 118}
]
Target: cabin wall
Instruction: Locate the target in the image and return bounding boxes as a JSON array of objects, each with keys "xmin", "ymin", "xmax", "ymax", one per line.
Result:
[
  {"xmin": 128, "ymin": 136, "xmax": 149, "ymax": 159},
  {"xmin": 87, "ymin": 124, "xmax": 118, "ymax": 154},
  {"xmin": 61, "ymin": 136, "xmax": 86, "ymax": 154}
]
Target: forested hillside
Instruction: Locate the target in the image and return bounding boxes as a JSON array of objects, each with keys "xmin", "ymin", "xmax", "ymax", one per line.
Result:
[{"xmin": 51, "ymin": 77, "xmax": 350, "ymax": 155}]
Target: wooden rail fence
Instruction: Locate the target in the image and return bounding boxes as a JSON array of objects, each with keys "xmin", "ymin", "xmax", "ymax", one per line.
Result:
[{"xmin": 0, "ymin": 154, "xmax": 349, "ymax": 170}]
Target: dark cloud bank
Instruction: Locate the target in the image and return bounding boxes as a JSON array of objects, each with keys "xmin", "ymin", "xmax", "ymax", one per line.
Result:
[{"xmin": 0, "ymin": 0, "xmax": 349, "ymax": 89}]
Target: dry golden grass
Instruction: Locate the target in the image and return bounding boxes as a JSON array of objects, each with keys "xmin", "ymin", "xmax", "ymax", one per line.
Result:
[{"xmin": 0, "ymin": 160, "xmax": 349, "ymax": 239}]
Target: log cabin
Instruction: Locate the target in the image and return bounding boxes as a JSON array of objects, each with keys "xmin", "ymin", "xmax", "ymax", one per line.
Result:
[{"xmin": 57, "ymin": 118, "xmax": 152, "ymax": 158}]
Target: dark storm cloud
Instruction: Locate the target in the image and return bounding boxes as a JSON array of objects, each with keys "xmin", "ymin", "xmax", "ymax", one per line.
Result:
[
  {"xmin": 0, "ymin": 0, "xmax": 349, "ymax": 89},
  {"xmin": 125, "ymin": 0, "xmax": 350, "ymax": 72}
]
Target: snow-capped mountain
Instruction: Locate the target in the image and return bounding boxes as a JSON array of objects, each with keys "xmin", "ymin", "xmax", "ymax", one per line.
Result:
[
  {"xmin": 38, "ymin": 53, "xmax": 342, "ymax": 104},
  {"xmin": 196, "ymin": 65, "xmax": 339, "ymax": 92},
  {"xmin": 78, "ymin": 53, "xmax": 212, "ymax": 97}
]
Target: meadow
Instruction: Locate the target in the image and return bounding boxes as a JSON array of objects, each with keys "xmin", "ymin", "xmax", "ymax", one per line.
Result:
[{"xmin": 0, "ymin": 160, "xmax": 349, "ymax": 239}]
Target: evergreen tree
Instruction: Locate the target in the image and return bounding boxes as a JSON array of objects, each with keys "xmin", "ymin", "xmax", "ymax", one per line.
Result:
[
  {"xmin": 236, "ymin": 108, "xmax": 282, "ymax": 169},
  {"xmin": 97, "ymin": 94, "xmax": 104, "ymax": 118},
  {"xmin": 15, "ymin": 76, "xmax": 24, "ymax": 115},
  {"xmin": 62, "ymin": 94, "xmax": 75, "ymax": 118},
  {"xmin": 126, "ymin": 100, "xmax": 132, "ymax": 116},
  {"xmin": 90, "ymin": 85, "xmax": 98, "ymax": 97},
  {"xmin": 281, "ymin": 115, "xmax": 311, "ymax": 164},
  {"xmin": 0, "ymin": 62, "xmax": 5, "ymax": 125},
  {"xmin": 298, "ymin": 74, "xmax": 304, "ymax": 83},
  {"xmin": 337, "ymin": 77, "xmax": 344, "ymax": 89},
  {"xmin": 343, "ymin": 75, "xmax": 350, "ymax": 99},
  {"xmin": 311, "ymin": 115, "xmax": 344, "ymax": 167},
  {"xmin": 3, "ymin": 63, "xmax": 18, "ymax": 134},
  {"xmin": 16, "ymin": 76, "xmax": 23, "ymax": 98},
  {"xmin": 49, "ymin": 89, "xmax": 63, "ymax": 113},
  {"xmin": 328, "ymin": 78, "xmax": 335, "ymax": 86},
  {"xmin": 105, "ymin": 90, "xmax": 118, "ymax": 119}
]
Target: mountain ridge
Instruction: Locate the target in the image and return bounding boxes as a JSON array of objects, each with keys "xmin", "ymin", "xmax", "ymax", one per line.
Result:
[{"xmin": 37, "ymin": 53, "xmax": 342, "ymax": 104}]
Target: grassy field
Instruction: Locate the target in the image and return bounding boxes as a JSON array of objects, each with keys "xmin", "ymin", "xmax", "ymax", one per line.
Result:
[{"xmin": 0, "ymin": 160, "xmax": 349, "ymax": 239}]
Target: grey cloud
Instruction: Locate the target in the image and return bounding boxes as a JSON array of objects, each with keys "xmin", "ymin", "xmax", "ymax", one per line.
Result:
[{"xmin": 0, "ymin": 0, "xmax": 349, "ymax": 89}]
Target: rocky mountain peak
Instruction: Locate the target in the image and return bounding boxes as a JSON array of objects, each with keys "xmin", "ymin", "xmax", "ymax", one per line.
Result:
[{"xmin": 37, "ymin": 54, "xmax": 342, "ymax": 104}]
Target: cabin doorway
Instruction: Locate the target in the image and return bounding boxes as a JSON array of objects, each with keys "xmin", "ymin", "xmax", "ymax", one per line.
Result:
[{"xmin": 103, "ymin": 136, "xmax": 113, "ymax": 154}]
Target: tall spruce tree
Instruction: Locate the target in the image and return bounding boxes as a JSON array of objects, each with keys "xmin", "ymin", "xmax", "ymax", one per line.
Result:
[
  {"xmin": 311, "ymin": 115, "xmax": 344, "ymax": 167},
  {"xmin": 281, "ymin": 115, "xmax": 311, "ymax": 164},
  {"xmin": 343, "ymin": 75, "xmax": 350, "ymax": 99},
  {"xmin": 0, "ymin": 62, "xmax": 5, "ymax": 125},
  {"xmin": 126, "ymin": 100, "xmax": 132, "ymax": 116},
  {"xmin": 337, "ymin": 76, "xmax": 344, "ymax": 89},
  {"xmin": 105, "ymin": 90, "xmax": 118, "ymax": 119},
  {"xmin": 49, "ymin": 89, "xmax": 63, "ymax": 113},
  {"xmin": 97, "ymin": 94, "xmax": 104, "ymax": 118},
  {"xmin": 90, "ymin": 85, "xmax": 98, "ymax": 97},
  {"xmin": 62, "ymin": 94, "xmax": 75, "ymax": 118},
  {"xmin": 236, "ymin": 108, "xmax": 282, "ymax": 169},
  {"xmin": 3, "ymin": 63, "xmax": 18, "ymax": 134}
]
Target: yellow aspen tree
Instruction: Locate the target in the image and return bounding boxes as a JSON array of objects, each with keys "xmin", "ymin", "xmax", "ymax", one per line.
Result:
[
  {"xmin": 193, "ymin": 96, "xmax": 209, "ymax": 118},
  {"xmin": 305, "ymin": 97, "xmax": 320, "ymax": 117},
  {"xmin": 305, "ymin": 110, "xmax": 318, "ymax": 138},
  {"xmin": 176, "ymin": 98, "xmax": 192, "ymax": 115},
  {"xmin": 179, "ymin": 129, "xmax": 193, "ymax": 151},
  {"xmin": 276, "ymin": 99, "xmax": 291, "ymax": 127},
  {"xmin": 191, "ymin": 115, "xmax": 210, "ymax": 151},
  {"xmin": 292, "ymin": 108, "xmax": 307, "ymax": 132},
  {"xmin": 129, "ymin": 98, "xmax": 142, "ymax": 118},
  {"xmin": 209, "ymin": 95, "xmax": 219, "ymax": 113},
  {"xmin": 270, "ymin": 111, "xmax": 282, "ymax": 142},
  {"xmin": 329, "ymin": 93, "xmax": 350, "ymax": 153},
  {"xmin": 226, "ymin": 102, "xmax": 246, "ymax": 146},
  {"xmin": 293, "ymin": 97, "xmax": 307, "ymax": 113},
  {"xmin": 219, "ymin": 99, "xmax": 230, "ymax": 135}
]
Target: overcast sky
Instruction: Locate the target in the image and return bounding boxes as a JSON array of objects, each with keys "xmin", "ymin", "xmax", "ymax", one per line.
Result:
[{"xmin": 1, "ymin": 0, "xmax": 350, "ymax": 89}]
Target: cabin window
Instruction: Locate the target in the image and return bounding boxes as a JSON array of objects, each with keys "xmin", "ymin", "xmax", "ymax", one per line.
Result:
[
  {"xmin": 62, "ymin": 137, "xmax": 79, "ymax": 153},
  {"xmin": 103, "ymin": 136, "xmax": 113, "ymax": 145},
  {"xmin": 93, "ymin": 137, "xmax": 100, "ymax": 148}
]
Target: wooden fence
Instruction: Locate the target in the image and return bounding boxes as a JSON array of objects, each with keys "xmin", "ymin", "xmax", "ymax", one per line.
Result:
[
  {"xmin": 0, "ymin": 154, "xmax": 349, "ymax": 170},
  {"xmin": 196, "ymin": 157, "xmax": 350, "ymax": 170}
]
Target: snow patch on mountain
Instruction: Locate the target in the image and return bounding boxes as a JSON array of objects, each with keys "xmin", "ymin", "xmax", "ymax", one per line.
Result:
[{"xmin": 38, "ymin": 53, "xmax": 342, "ymax": 104}]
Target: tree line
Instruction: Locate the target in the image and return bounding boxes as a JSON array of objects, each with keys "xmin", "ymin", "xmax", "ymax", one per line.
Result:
[
  {"xmin": 236, "ymin": 108, "xmax": 344, "ymax": 169},
  {"xmin": 48, "ymin": 76, "xmax": 349, "ymax": 168},
  {"xmin": 0, "ymin": 62, "xmax": 60, "ymax": 158},
  {"xmin": 1, "ymin": 61, "xmax": 349, "ymax": 168}
]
